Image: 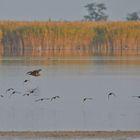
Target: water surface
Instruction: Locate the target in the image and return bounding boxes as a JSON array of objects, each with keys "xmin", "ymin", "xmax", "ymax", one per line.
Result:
[{"xmin": 0, "ymin": 55, "xmax": 140, "ymax": 131}]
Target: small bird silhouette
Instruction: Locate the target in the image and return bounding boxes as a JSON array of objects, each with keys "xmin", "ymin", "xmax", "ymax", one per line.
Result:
[
  {"xmin": 10, "ymin": 91, "xmax": 21, "ymax": 97},
  {"xmin": 26, "ymin": 88, "xmax": 39, "ymax": 94},
  {"xmin": 0, "ymin": 95, "xmax": 4, "ymax": 98},
  {"xmin": 23, "ymin": 93, "xmax": 30, "ymax": 96},
  {"xmin": 51, "ymin": 96, "xmax": 60, "ymax": 101},
  {"xmin": 35, "ymin": 98, "xmax": 50, "ymax": 102},
  {"xmin": 5, "ymin": 88, "xmax": 14, "ymax": 93},
  {"xmin": 24, "ymin": 88, "xmax": 39, "ymax": 97},
  {"xmin": 108, "ymin": 92, "xmax": 116, "ymax": 100},
  {"xmin": 26, "ymin": 69, "xmax": 42, "ymax": 77},
  {"xmin": 83, "ymin": 97, "xmax": 93, "ymax": 103},
  {"xmin": 132, "ymin": 96, "xmax": 140, "ymax": 99},
  {"xmin": 23, "ymin": 79, "xmax": 30, "ymax": 83}
]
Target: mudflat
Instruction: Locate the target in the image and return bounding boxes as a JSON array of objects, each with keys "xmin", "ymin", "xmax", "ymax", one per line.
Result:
[{"xmin": 0, "ymin": 131, "xmax": 140, "ymax": 138}]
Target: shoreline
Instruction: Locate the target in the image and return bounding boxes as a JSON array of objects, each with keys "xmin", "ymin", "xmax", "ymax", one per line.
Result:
[{"xmin": 0, "ymin": 131, "xmax": 140, "ymax": 138}]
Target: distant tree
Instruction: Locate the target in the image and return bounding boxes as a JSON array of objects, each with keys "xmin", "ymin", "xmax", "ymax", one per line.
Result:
[
  {"xmin": 126, "ymin": 11, "xmax": 140, "ymax": 21},
  {"xmin": 84, "ymin": 2, "xmax": 108, "ymax": 21}
]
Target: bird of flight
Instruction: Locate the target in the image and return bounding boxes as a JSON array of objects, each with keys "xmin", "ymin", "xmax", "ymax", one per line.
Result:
[
  {"xmin": 51, "ymin": 96, "xmax": 60, "ymax": 101},
  {"xmin": 35, "ymin": 98, "xmax": 50, "ymax": 102},
  {"xmin": 83, "ymin": 97, "xmax": 93, "ymax": 103},
  {"xmin": 108, "ymin": 92, "xmax": 116, "ymax": 100},
  {"xmin": 26, "ymin": 69, "xmax": 42, "ymax": 77}
]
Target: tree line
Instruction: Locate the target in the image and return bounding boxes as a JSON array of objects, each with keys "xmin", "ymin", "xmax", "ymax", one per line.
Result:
[{"xmin": 84, "ymin": 2, "xmax": 140, "ymax": 21}]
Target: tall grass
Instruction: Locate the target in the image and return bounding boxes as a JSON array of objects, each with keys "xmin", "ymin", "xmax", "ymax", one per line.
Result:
[{"xmin": 0, "ymin": 21, "xmax": 140, "ymax": 56}]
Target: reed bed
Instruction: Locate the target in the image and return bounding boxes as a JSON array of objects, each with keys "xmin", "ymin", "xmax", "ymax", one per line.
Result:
[{"xmin": 0, "ymin": 21, "xmax": 140, "ymax": 56}]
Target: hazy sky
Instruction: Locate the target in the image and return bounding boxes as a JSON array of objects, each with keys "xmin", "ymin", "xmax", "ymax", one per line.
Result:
[{"xmin": 0, "ymin": 0, "xmax": 139, "ymax": 21}]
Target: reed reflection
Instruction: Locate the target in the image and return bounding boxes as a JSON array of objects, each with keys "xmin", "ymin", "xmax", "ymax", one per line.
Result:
[
  {"xmin": 1, "ymin": 49, "xmax": 140, "ymax": 57},
  {"xmin": 1, "ymin": 50, "xmax": 140, "ymax": 67}
]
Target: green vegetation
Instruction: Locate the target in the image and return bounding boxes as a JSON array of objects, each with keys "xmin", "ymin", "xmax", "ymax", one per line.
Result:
[
  {"xmin": 126, "ymin": 11, "xmax": 140, "ymax": 21},
  {"xmin": 84, "ymin": 2, "xmax": 108, "ymax": 21}
]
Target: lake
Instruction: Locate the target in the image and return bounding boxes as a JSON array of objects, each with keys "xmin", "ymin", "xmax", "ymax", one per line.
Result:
[
  {"xmin": 0, "ymin": 53, "xmax": 140, "ymax": 132},
  {"xmin": 1, "ymin": 53, "xmax": 140, "ymax": 140}
]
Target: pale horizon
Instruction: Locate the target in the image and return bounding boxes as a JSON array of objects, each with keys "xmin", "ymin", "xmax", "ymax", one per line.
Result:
[{"xmin": 0, "ymin": 0, "xmax": 139, "ymax": 21}]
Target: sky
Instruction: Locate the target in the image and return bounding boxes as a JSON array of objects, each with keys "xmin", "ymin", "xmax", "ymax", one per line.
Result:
[{"xmin": 0, "ymin": 0, "xmax": 139, "ymax": 21}]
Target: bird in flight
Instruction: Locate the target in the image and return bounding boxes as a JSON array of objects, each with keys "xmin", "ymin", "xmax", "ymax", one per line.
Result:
[
  {"xmin": 108, "ymin": 92, "xmax": 116, "ymax": 100},
  {"xmin": 0, "ymin": 95, "xmax": 4, "ymax": 98},
  {"xmin": 83, "ymin": 97, "xmax": 93, "ymax": 103},
  {"xmin": 10, "ymin": 91, "xmax": 21, "ymax": 97},
  {"xmin": 26, "ymin": 69, "xmax": 42, "ymax": 77},
  {"xmin": 23, "ymin": 93, "xmax": 31, "ymax": 96},
  {"xmin": 132, "ymin": 96, "xmax": 140, "ymax": 99},
  {"xmin": 23, "ymin": 79, "xmax": 30, "ymax": 83},
  {"xmin": 23, "ymin": 88, "xmax": 39, "ymax": 96},
  {"xmin": 27, "ymin": 88, "xmax": 39, "ymax": 94},
  {"xmin": 24, "ymin": 88, "xmax": 39, "ymax": 97},
  {"xmin": 35, "ymin": 98, "xmax": 50, "ymax": 102},
  {"xmin": 51, "ymin": 96, "xmax": 60, "ymax": 101},
  {"xmin": 5, "ymin": 88, "xmax": 14, "ymax": 93}
]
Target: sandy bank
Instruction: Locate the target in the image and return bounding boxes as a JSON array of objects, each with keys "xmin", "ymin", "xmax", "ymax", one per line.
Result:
[{"xmin": 0, "ymin": 131, "xmax": 140, "ymax": 138}]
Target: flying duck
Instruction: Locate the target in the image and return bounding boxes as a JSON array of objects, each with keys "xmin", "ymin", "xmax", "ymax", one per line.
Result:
[{"xmin": 26, "ymin": 69, "xmax": 42, "ymax": 77}]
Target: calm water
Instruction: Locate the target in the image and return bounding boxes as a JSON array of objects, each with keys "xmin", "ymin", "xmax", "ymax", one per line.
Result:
[{"xmin": 0, "ymin": 55, "xmax": 140, "ymax": 131}]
